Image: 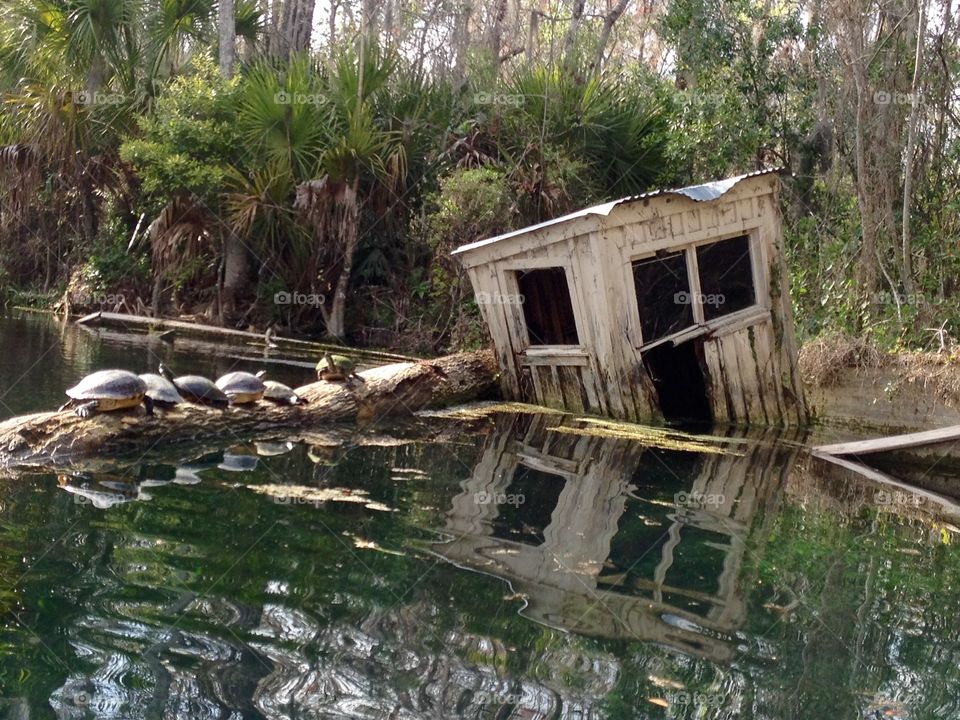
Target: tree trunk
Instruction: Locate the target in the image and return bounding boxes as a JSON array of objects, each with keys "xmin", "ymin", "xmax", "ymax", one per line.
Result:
[
  {"xmin": 219, "ymin": 0, "xmax": 236, "ymax": 77},
  {"xmin": 272, "ymin": 0, "xmax": 316, "ymax": 58},
  {"xmin": 325, "ymin": 178, "xmax": 360, "ymax": 340},
  {"xmin": 0, "ymin": 351, "xmax": 498, "ymax": 470},
  {"xmin": 901, "ymin": 0, "xmax": 927, "ymax": 297},
  {"xmin": 222, "ymin": 231, "xmax": 249, "ymax": 321},
  {"xmin": 487, "ymin": 0, "xmax": 507, "ymax": 68},
  {"xmin": 592, "ymin": 0, "xmax": 632, "ymax": 72},
  {"xmin": 562, "ymin": 0, "xmax": 586, "ymax": 66}
]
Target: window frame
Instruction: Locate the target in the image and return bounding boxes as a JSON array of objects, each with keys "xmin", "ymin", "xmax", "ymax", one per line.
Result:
[
  {"xmin": 501, "ymin": 260, "xmax": 588, "ymax": 356},
  {"xmin": 629, "ymin": 230, "xmax": 766, "ymax": 351}
]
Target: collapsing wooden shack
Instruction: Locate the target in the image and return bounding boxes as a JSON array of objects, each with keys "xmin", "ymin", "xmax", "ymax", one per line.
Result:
[{"xmin": 453, "ymin": 169, "xmax": 808, "ymax": 425}]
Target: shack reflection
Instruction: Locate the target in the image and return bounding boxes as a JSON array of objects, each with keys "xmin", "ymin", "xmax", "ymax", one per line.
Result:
[{"xmin": 433, "ymin": 413, "xmax": 799, "ymax": 663}]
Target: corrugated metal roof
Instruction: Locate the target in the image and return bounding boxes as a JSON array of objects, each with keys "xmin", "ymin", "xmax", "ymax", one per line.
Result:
[{"xmin": 452, "ymin": 167, "xmax": 784, "ymax": 256}]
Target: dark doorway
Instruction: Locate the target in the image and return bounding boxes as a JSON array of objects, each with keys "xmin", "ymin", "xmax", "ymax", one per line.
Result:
[
  {"xmin": 515, "ymin": 267, "xmax": 580, "ymax": 345},
  {"xmin": 642, "ymin": 341, "xmax": 712, "ymax": 424}
]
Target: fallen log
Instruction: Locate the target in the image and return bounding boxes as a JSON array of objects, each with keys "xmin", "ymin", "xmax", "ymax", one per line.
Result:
[
  {"xmin": 76, "ymin": 311, "xmax": 416, "ymax": 363},
  {"xmin": 0, "ymin": 351, "xmax": 498, "ymax": 469}
]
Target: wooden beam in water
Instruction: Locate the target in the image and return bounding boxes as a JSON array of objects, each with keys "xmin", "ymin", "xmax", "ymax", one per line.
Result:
[
  {"xmin": 76, "ymin": 311, "xmax": 418, "ymax": 363},
  {"xmin": 814, "ymin": 425, "xmax": 960, "ymax": 458},
  {"xmin": 810, "ymin": 451, "xmax": 960, "ymax": 522}
]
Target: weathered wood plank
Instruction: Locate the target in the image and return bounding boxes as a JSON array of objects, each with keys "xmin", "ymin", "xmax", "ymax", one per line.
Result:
[
  {"xmin": 719, "ymin": 335, "xmax": 748, "ymax": 423},
  {"xmin": 815, "ymin": 425, "xmax": 960, "ymax": 457},
  {"xmin": 702, "ymin": 339, "xmax": 730, "ymax": 423}
]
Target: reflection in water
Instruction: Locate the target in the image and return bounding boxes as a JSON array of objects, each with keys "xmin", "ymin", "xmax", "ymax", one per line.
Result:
[
  {"xmin": 432, "ymin": 414, "xmax": 799, "ymax": 666},
  {"xmin": 0, "ymin": 411, "xmax": 953, "ymax": 717}
]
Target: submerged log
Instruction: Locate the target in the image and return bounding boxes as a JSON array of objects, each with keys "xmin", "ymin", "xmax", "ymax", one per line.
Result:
[{"xmin": 0, "ymin": 351, "xmax": 498, "ymax": 469}]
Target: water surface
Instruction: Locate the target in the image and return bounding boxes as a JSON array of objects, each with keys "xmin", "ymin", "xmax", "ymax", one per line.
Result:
[{"xmin": 0, "ymin": 312, "xmax": 956, "ymax": 719}]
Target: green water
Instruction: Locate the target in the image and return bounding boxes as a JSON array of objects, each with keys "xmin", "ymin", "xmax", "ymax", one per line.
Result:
[{"xmin": 0, "ymin": 312, "xmax": 957, "ymax": 719}]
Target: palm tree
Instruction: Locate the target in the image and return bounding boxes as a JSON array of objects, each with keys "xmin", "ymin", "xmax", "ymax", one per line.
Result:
[{"xmin": 232, "ymin": 47, "xmax": 407, "ymax": 338}]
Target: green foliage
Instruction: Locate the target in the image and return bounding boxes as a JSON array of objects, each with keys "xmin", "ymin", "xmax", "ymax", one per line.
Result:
[
  {"xmin": 120, "ymin": 55, "xmax": 241, "ymax": 209},
  {"xmin": 426, "ymin": 166, "xmax": 513, "ymax": 252},
  {"xmin": 87, "ymin": 209, "xmax": 150, "ymax": 289},
  {"xmin": 656, "ymin": 0, "xmax": 812, "ymax": 180}
]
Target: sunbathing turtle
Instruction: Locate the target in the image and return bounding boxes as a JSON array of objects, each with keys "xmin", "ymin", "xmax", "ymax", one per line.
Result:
[
  {"xmin": 255, "ymin": 371, "xmax": 308, "ymax": 405},
  {"xmin": 216, "ymin": 371, "xmax": 265, "ymax": 404},
  {"xmin": 59, "ymin": 369, "xmax": 152, "ymax": 418},
  {"xmin": 158, "ymin": 363, "xmax": 229, "ymax": 408},
  {"xmin": 316, "ymin": 353, "xmax": 363, "ymax": 383},
  {"xmin": 138, "ymin": 373, "xmax": 184, "ymax": 409}
]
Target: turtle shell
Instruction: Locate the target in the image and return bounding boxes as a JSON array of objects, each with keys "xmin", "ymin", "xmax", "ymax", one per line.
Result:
[
  {"xmin": 174, "ymin": 375, "xmax": 230, "ymax": 406},
  {"xmin": 66, "ymin": 370, "xmax": 146, "ymax": 400},
  {"xmin": 216, "ymin": 371, "xmax": 265, "ymax": 403},
  {"xmin": 216, "ymin": 371, "xmax": 266, "ymax": 395},
  {"xmin": 139, "ymin": 373, "xmax": 184, "ymax": 404},
  {"xmin": 262, "ymin": 380, "xmax": 300, "ymax": 403},
  {"xmin": 315, "ymin": 354, "xmax": 357, "ymax": 373}
]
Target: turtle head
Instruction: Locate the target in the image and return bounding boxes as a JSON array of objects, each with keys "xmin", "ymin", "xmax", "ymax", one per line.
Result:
[
  {"xmin": 323, "ymin": 352, "xmax": 336, "ymax": 371},
  {"xmin": 158, "ymin": 363, "xmax": 174, "ymax": 381},
  {"xmin": 256, "ymin": 370, "xmax": 267, "ymax": 379}
]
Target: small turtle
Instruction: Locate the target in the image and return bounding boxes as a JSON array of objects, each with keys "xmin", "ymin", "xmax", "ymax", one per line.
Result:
[
  {"xmin": 255, "ymin": 371, "xmax": 308, "ymax": 405},
  {"xmin": 158, "ymin": 363, "xmax": 229, "ymax": 408},
  {"xmin": 138, "ymin": 373, "xmax": 184, "ymax": 409},
  {"xmin": 216, "ymin": 371, "xmax": 265, "ymax": 405},
  {"xmin": 316, "ymin": 352, "xmax": 364, "ymax": 383},
  {"xmin": 59, "ymin": 369, "xmax": 152, "ymax": 418},
  {"xmin": 217, "ymin": 452, "xmax": 259, "ymax": 472},
  {"xmin": 255, "ymin": 440, "xmax": 296, "ymax": 456}
]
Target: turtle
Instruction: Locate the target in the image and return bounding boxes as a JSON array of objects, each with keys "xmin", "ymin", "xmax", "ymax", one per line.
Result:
[
  {"xmin": 59, "ymin": 369, "xmax": 153, "ymax": 418},
  {"xmin": 158, "ymin": 363, "xmax": 229, "ymax": 408},
  {"xmin": 217, "ymin": 452, "xmax": 259, "ymax": 472},
  {"xmin": 138, "ymin": 373, "xmax": 184, "ymax": 409},
  {"xmin": 316, "ymin": 352, "xmax": 364, "ymax": 383},
  {"xmin": 255, "ymin": 371, "xmax": 308, "ymax": 405},
  {"xmin": 216, "ymin": 371, "xmax": 265, "ymax": 404}
]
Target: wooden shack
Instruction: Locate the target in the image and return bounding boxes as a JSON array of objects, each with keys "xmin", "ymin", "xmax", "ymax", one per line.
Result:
[{"xmin": 453, "ymin": 169, "xmax": 807, "ymax": 425}]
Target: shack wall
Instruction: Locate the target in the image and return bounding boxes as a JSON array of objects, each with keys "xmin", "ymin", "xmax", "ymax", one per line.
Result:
[{"xmin": 459, "ymin": 173, "xmax": 807, "ymax": 426}]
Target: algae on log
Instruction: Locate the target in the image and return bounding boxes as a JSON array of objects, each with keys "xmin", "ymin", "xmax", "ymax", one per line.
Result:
[{"xmin": 0, "ymin": 351, "xmax": 498, "ymax": 468}]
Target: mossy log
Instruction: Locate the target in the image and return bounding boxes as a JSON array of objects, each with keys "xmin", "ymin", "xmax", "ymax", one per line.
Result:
[{"xmin": 0, "ymin": 351, "xmax": 498, "ymax": 469}]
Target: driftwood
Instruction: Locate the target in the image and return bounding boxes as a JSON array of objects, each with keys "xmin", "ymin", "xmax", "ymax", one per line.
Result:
[{"xmin": 0, "ymin": 351, "xmax": 498, "ymax": 469}]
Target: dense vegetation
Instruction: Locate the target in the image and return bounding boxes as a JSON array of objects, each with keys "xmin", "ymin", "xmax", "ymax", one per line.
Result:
[{"xmin": 0, "ymin": 0, "xmax": 957, "ymax": 354}]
